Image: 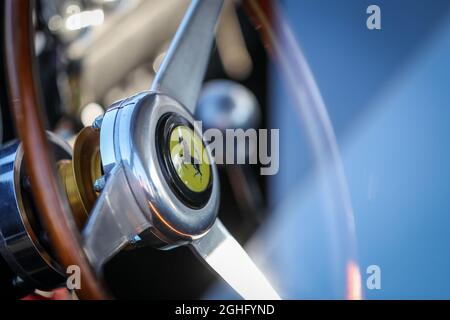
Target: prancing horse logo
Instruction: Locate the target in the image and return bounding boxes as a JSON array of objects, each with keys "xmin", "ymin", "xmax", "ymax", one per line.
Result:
[
  {"xmin": 178, "ymin": 136, "xmax": 202, "ymax": 179},
  {"xmin": 168, "ymin": 125, "xmax": 211, "ymax": 193}
]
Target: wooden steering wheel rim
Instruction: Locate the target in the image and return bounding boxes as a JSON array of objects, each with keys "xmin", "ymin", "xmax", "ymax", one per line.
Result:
[
  {"xmin": 4, "ymin": 0, "xmax": 107, "ymax": 299},
  {"xmin": 3, "ymin": 0, "xmax": 273, "ymax": 300}
]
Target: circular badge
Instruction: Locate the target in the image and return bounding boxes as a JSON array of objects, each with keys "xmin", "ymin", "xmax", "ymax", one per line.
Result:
[
  {"xmin": 168, "ymin": 126, "xmax": 211, "ymax": 193},
  {"xmin": 157, "ymin": 114, "xmax": 213, "ymax": 209}
]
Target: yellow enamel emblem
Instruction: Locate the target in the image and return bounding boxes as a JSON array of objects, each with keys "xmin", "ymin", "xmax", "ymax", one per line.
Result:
[{"xmin": 169, "ymin": 126, "xmax": 211, "ymax": 193}]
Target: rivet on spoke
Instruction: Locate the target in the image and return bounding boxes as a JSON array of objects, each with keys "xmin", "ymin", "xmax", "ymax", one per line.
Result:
[
  {"xmin": 93, "ymin": 176, "xmax": 106, "ymax": 192},
  {"xmin": 130, "ymin": 235, "xmax": 142, "ymax": 245},
  {"xmin": 92, "ymin": 115, "xmax": 104, "ymax": 131}
]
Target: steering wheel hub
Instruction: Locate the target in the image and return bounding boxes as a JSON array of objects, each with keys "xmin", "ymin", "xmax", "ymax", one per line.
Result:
[{"xmin": 98, "ymin": 92, "xmax": 219, "ymax": 244}]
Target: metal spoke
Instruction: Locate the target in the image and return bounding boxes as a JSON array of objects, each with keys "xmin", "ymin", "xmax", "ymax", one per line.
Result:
[
  {"xmin": 82, "ymin": 165, "xmax": 150, "ymax": 273},
  {"xmin": 151, "ymin": 0, "xmax": 224, "ymax": 113},
  {"xmin": 191, "ymin": 219, "xmax": 281, "ymax": 300}
]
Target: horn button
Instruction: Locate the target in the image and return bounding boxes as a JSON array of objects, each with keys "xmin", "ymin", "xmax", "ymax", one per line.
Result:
[
  {"xmin": 157, "ymin": 113, "xmax": 212, "ymax": 209},
  {"xmin": 99, "ymin": 92, "xmax": 219, "ymax": 243}
]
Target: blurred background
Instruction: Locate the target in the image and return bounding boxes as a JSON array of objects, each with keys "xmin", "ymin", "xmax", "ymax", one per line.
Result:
[
  {"xmin": 265, "ymin": 0, "xmax": 450, "ymax": 299},
  {"xmin": 2, "ymin": 0, "xmax": 450, "ymax": 299}
]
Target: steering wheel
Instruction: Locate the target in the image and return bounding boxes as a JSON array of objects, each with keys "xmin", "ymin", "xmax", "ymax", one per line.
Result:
[{"xmin": 4, "ymin": 0, "xmax": 360, "ymax": 299}]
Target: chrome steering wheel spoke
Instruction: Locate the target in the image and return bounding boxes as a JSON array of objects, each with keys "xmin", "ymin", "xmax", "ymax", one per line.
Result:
[
  {"xmin": 152, "ymin": 0, "xmax": 224, "ymax": 113},
  {"xmin": 82, "ymin": 164, "xmax": 150, "ymax": 273},
  {"xmin": 191, "ymin": 220, "xmax": 281, "ymax": 300}
]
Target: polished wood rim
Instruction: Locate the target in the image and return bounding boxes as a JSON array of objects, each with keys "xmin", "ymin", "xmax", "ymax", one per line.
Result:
[{"xmin": 3, "ymin": 0, "xmax": 107, "ymax": 299}]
